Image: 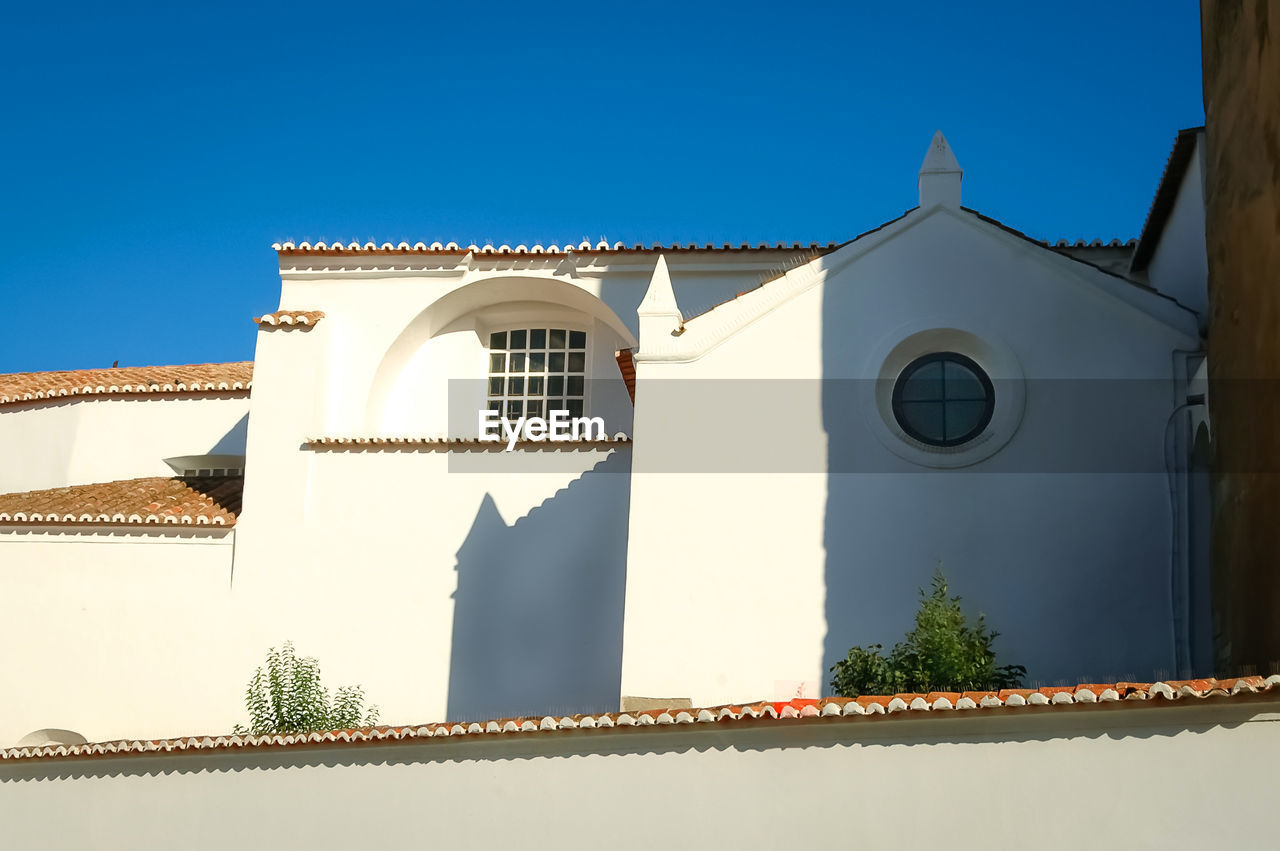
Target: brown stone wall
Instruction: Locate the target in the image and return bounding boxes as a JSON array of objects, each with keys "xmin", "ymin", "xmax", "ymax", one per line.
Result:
[{"xmin": 1202, "ymin": 0, "xmax": 1280, "ymax": 673}]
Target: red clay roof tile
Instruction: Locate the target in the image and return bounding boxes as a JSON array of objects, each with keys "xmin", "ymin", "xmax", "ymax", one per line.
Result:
[
  {"xmin": 0, "ymin": 362, "xmax": 252, "ymax": 407},
  {"xmin": 0, "ymin": 476, "xmax": 243, "ymax": 527},
  {"xmin": 5, "ymin": 676, "xmax": 1275, "ymax": 763}
]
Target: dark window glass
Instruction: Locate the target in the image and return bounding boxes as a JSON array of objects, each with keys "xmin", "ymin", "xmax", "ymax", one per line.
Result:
[
  {"xmin": 510, "ymin": 330, "xmax": 527, "ymax": 349},
  {"xmin": 489, "ymin": 331, "xmax": 506, "ymax": 349},
  {"xmin": 548, "ymin": 376, "xmax": 565, "ymax": 396},
  {"xmin": 891, "ymin": 352, "xmax": 994, "ymax": 447},
  {"xmin": 569, "ymin": 330, "xmax": 586, "ymax": 349},
  {"xmin": 567, "ymin": 376, "xmax": 584, "ymax": 396},
  {"xmin": 566, "ymin": 399, "xmax": 584, "ymax": 419},
  {"xmin": 529, "ymin": 352, "xmax": 546, "ymax": 372},
  {"xmin": 549, "ymin": 329, "xmax": 567, "ymax": 349},
  {"xmin": 527, "ymin": 376, "xmax": 544, "ymax": 396},
  {"xmin": 549, "ymin": 352, "xmax": 565, "ymax": 372},
  {"xmin": 567, "ymin": 352, "xmax": 585, "ymax": 372},
  {"xmin": 530, "ymin": 329, "xmax": 547, "ymax": 348},
  {"xmin": 509, "ymin": 352, "xmax": 526, "ymax": 372},
  {"xmin": 488, "ymin": 377, "xmax": 504, "ymax": 396},
  {"xmin": 508, "ymin": 376, "xmax": 524, "ymax": 395},
  {"xmin": 489, "ymin": 353, "xmax": 505, "ymax": 372}
]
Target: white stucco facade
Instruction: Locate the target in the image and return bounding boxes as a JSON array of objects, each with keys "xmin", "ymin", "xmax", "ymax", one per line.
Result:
[
  {"xmin": 0, "ymin": 132, "xmax": 1213, "ymax": 747},
  {"xmin": 0, "ymin": 395, "xmax": 249, "ymax": 495}
]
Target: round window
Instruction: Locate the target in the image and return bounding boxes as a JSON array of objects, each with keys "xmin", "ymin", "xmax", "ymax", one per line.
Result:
[{"xmin": 891, "ymin": 352, "xmax": 995, "ymax": 447}]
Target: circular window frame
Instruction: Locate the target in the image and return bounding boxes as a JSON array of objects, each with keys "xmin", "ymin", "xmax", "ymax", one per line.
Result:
[
  {"xmin": 864, "ymin": 324, "xmax": 1025, "ymax": 469},
  {"xmin": 891, "ymin": 352, "xmax": 996, "ymax": 448}
]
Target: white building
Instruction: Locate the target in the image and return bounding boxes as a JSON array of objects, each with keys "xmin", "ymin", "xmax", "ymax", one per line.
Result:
[{"xmin": 0, "ymin": 131, "xmax": 1212, "ymax": 746}]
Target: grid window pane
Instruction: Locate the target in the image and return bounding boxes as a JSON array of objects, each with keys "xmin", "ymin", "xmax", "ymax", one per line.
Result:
[{"xmin": 486, "ymin": 327, "xmax": 589, "ymax": 430}]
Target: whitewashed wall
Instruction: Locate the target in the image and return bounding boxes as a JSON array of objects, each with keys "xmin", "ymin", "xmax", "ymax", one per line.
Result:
[
  {"xmin": 1, "ymin": 700, "xmax": 1273, "ymax": 849},
  {"xmin": 1146, "ymin": 132, "xmax": 1209, "ymax": 326},
  {"xmin": 0, "ymin": 396, "xmax": 250, "ymax": 494},
  {"xmin": 623, "ymin": 206, "xmax": 1202, "ymax": 706},
  {"xmin": 0, "ymin": 528, "xmax": 236, "ymax": 745}
]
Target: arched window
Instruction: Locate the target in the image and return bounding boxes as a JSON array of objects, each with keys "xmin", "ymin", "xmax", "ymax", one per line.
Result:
[
  {"xmin": 487, "ymin": 328, "xmax": 588, "ymax": 420},
  {"xmin": 891, "ymin": 352, "xmax": 994, "ymax": 447}
]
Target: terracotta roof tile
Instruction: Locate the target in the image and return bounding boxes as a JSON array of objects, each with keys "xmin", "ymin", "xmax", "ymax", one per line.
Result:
[
  {"xmin": 0, "ymin": 476, "xmax": 243, "ymax": 527},
  {"xmin": 254, "ymin": 310, "xmax": 325, "ymax": 328},
  {"xmin": 614, "ymin": 348, "xmax": 636, "ymax": 403},
  {"xmin": 0, "ymin": 362, "xmax": 252, "ymax": 407},
  {"xmin": 305, "ymin": 436, "xmax": 631, "ymax": 450},
  {"xmin": 273, "ymin": 240, "xmax": 845, "ymax": 256},
  {"xmin": 4, "ymin": 676, "xmax": 1275, "ymax": 763}
]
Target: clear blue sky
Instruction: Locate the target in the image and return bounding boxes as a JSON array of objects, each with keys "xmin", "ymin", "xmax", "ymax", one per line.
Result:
[{"xmin": 0, "ymin": 1, "xmax": 1204, "ymax": 373}]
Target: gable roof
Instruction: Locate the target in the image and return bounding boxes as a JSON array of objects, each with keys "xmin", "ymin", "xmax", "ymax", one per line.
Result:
[
  {"xmin": 643, "ymin": 204, "xmax": 1195, "ymax": 363},
  {"xmin": 0, "ymin": 476, "xmax": 243, "ymax": 527},
  {"xmin": 1131, "ymin": 127, "xmax": 1204, "ymax": 273},
  {"xmin": 3, "ymin": 675, "xmax": 1276, "ymax": 762},
  {"xmin": 0, "ymin": 362, "xmax": 253, "ymax": 407}
]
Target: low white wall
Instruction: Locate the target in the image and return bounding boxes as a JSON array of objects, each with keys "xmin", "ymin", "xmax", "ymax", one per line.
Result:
[
  {"xmin": 0, "ymin": 529, "xmax": 236, "ymax": 746},
  {"xmin": 1, "ymin": 699, "xmax": 1273, "ymax": 849},
  {"xmin": 0, "ymin": 395, "xmax": 250, "ymax": 494}
]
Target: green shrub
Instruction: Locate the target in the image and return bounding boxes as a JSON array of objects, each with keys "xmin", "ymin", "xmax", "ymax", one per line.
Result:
[
  {"xmin": 233, "ymin": 641, "xmax": 379, "ymax": 735},
  {"xmin": 829, "ymin": 570, "xmax": 1025, "ymax": 697}
]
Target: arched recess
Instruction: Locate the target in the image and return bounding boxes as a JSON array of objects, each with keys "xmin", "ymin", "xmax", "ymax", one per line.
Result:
[{"xmin": 366, "ymin": 276, "xmax": 638, "ymax": 432}]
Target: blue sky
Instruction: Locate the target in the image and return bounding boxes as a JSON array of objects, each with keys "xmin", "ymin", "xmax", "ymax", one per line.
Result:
[{"xmin": 0, "ymin": 1, "xmax": 1204, "ymax": 373}]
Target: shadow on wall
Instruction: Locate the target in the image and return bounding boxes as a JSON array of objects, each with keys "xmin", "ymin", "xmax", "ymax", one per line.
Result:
[
  {"xmin": 208, "ymin": 414, "xmax": 249, "ymax": 455},
  {"xmin": 446, "ymin": 451, "xmax": 632, "ymax": 722}
]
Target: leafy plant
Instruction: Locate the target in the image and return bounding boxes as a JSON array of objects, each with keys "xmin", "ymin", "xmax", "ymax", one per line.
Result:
[
  {"xmin": 232, "ymin": 641, "xmax": 379, "ymax": 735},
  {"xmin": 829, "ymin": 570, "xmax": 1025, "ymax": 697}
]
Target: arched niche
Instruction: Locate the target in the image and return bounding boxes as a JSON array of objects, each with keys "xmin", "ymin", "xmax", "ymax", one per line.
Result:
[
  {"xmin": 366, "ymin": 276, "xmax": 637, "ymax": 434},
  {"xmin": 18, "ymin": 728, "xmax": 87, "ymax": 747}
]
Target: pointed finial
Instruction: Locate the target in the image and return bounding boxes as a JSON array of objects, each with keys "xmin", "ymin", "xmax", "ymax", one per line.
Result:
[
  {"xmin": 638, "ymin": 254, "xmax": 683, "ymax": 350},
  {"xmin": 918, "ymin": 131, "xmax": 962, "ymax": 208}
]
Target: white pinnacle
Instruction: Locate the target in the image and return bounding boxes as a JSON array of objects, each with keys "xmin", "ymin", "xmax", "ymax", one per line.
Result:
[{"xmin": 918, "ymin": 131, "xmax": 963, "ymax": 208}]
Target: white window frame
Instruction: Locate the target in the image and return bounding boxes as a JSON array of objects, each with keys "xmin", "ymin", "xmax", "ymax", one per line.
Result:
[{"xmin": 483, "ymin": 322, "xmax": 593, "ymax": 423}]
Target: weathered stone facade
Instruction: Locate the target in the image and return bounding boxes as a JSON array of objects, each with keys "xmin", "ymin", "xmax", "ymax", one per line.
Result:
[{"xmin": 1202, "ymin": 0, "xmax": 1280, "ymax": 672}]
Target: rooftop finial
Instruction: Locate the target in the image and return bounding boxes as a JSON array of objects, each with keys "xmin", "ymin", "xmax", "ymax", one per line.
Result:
[
  {"xmin": 638, "ymin": 254, "xmax": 683, "ymax": 351},
  {"xmin": 918, "ymin": 131, "xmax": 963, "ymax": 208}
]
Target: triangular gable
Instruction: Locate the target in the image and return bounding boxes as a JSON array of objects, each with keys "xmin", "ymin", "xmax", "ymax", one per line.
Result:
[{"xmin": 637, "ymin": 205, "xmax": 1198, "ymax": 363}]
